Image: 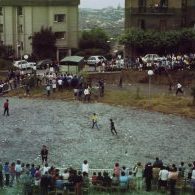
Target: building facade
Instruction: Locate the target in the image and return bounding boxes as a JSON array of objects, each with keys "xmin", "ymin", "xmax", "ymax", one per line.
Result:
[
  {"xmin": 0, "ymin": 0, "xmax": 80, "ymax": 60},
  {"xmin": 125, "ymin": 0, "xmax": 195, "ymax": 31}
]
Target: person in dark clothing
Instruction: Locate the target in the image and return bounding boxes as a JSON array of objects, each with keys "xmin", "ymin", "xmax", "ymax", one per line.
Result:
[
  {"xmin": 41, "ymin": 145, "xmax": 48, "ymax": 164},
  {"xmin": 3, "ymin": 99, "xmax": 9, "ymax": 116},
  {"xmin": 110, "ymin": 119, "xmax": 117, "ymax": 135},
  {"xmin": 153, "ymin": 157, "xmax": 163, "ymax": 168},
  {"xmin": 96, "ymin": 172, "xmax": 104, "ymax": 185},
  {"xmin": 144, "ymin": 162, "xmax": 153, "ymax": 192},
  {"xmin": 102, "ymin": 172, "xmax": 112, "ymax": 187},
  {"xmin": 40, "ymin": 172, "xmax": 51, "ymax": 195},
  {"xmin": 98, "ymin": 80, "xmax": 104, "ymax": 97}
]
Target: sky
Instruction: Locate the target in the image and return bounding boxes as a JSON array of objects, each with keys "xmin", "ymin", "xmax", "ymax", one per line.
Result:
[{"xmin": 80, "ymin": 0, "xmax": 124, "ymax": 9}]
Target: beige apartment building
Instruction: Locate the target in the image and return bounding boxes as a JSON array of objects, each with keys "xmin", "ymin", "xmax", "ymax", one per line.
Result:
[
  {"xmin": 0, "ymin": 0, "xmax": 80, "ymax": 60},
  {"xmin": 125, "ymin": 0, "xmax": 195, "ymax": 31}
]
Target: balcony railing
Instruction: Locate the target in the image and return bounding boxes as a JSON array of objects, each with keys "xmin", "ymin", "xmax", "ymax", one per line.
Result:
[{"xmin": 130, "ymin": 7, "xmax": 175, "ymax": 15}]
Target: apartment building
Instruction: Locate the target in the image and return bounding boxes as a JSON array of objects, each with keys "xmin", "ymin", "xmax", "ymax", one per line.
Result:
[
  {"xmin": 125, "ymin": 0, "xmax": 195, "ymax": 31},
  {"xmin": 0, "ymin": 0, "xmax": 80, "ymax": 60}
]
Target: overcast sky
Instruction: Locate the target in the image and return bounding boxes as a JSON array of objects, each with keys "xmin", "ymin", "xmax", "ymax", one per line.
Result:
[{"xmin": 80, "ymin": 0, "xmax": 124, "ymax": 9}]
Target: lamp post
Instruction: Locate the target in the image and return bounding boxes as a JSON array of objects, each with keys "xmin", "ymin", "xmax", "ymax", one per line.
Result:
[{"xmin": 148, "ymin": 70, "xmax": 154, "ymax": 101}]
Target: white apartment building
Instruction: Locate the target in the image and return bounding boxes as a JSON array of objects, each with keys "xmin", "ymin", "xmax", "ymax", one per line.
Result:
[{"xmin": 0, "ymin": 0, "xmax": 80, "ymax": 60}]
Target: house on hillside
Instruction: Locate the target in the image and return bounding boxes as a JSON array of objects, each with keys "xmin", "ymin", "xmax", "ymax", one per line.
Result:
[{"xmin": 0, "ymin": 0, "xmax": 80, "ymax": 60}]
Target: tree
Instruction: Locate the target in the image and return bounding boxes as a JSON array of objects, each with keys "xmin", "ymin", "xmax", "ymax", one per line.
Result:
[
  {"xmin": 78, "ymin": 28, "xmax": 110, "ymax": 56},
  {"xmin": 32, "ymin": 27, "xmax": 56, "ymax": 60},
  {"xmin": 120, "ymin": 28, "xmax": 195, "ymax": 56}
]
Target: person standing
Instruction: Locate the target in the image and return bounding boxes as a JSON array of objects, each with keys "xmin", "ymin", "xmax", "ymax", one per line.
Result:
[
  {"xmin": 82, "ymin": 160, "xmax": 89, "ymax": 174},
  {"xmin": 176, "ymin": 82, "xmax": 183, "ymax": 95},
  {"xmin": 41, "ymin": 145, "xmax": 48, "ymax": 164},
  {"xmin": 0, "ymin": 160, "xmax": 3, "ymax": 188},
  {"xmin": 46, "ymin": 83, "xmax": 51, "ymax": 97},
  {"xmin": 91, "ymin": 113, "xmax": 99, "ymax": 129},
  {"xmin": 3, "ymin": 162, "xmax": 10, "ymax": 186},
  {"xmin": 110, "ymin": 119, "xmax": 117, "ymax": 135},
  {"xmin": 3, "ymin": 99, "xmax": 9, "ymax": 116},
  {"xmin": 143, "ymin": 162, "xmax": 153, "ymax": 192}
]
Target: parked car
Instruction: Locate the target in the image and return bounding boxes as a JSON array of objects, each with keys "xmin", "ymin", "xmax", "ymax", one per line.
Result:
[
  {"xmin": 36, "ymin": 59, "xmax": 52, "ymax": 69},
  {"xmin": 86, "ymin": 56, "xmax": 107, "ymax": 65},
  {"xmin": 141, "ymin": 54, "xmax": 166, "ymax": 63},
  {"xmin": 13, "ymin": 60, "xmax": 36, "ymax": 69}
]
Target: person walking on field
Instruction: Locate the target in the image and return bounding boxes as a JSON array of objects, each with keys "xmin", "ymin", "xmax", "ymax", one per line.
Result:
[
  {"xmin": 3, "ymin": 99, "xmax": 9, "ymax": 116},
  {"xmin": 110, "ymin": 119, "xmax": 117, "ymax": 135},
  {"xmin": 91, "ymin": 113, "xmax": 99, "ymax": 129},
  {"xmin": 41, "ymin": 145, "xmax": 48, "ymax": 165}
]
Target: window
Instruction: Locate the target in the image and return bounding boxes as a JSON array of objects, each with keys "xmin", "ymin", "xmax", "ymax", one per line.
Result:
[
  {"xmin": 0, "ymin": 7, "xmax": 3, "ymax": 16},
  {"xmin": 17, "ymin": 7, "xmax": 23, "ymax": 16},
  {"xmin": 18, "ymin": 25, "xmax": 23, "ymax": 33},
  {"xmin": 0, "ymin": 24, "xmax": 3, "ymax": 33},
  {"xmin": 55, "ymin": 32, "xmax": 66, "ymax": 39},
  {"xmin": 54, "ymin": 14, "xmax": 66, "ymax": 22}
]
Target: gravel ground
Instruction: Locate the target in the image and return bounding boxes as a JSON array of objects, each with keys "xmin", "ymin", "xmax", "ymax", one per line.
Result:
[{"xmin": 0, "ymin": 97, "xmax": 195, "ymax": 169}]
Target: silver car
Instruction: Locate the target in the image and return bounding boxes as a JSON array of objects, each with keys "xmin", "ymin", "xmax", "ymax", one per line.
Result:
[{"xmin": 86, "ymin": 56, "xmax": 107, "ymax": 65}]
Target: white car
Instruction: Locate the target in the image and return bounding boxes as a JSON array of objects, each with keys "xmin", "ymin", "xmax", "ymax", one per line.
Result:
[
  {"xmin": 86, "ymin": 56, "xmax": 107, "ymax": 65},
  {"xmin": 141, "ymin": 54, "xmax": 166, "ymax": 63},
  {"xmin": 13, "ymin": 60, "xmax": 36, "ymax": 69}
]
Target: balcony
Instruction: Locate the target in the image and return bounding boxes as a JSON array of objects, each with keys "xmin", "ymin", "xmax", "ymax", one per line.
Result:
[{"xmin": 130, "ymin": 7, "xmax": 175, "ymax": 16}]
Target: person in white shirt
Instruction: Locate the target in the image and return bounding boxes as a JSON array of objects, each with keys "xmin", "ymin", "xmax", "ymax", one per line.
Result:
[
  {"xmin": 176, "ymin": 82, "xmax": 183, "ymax": 95},
  {"xmin": 57, "ymin": 78, "xmax": 63, "ymax": 91},
  {"xmin": 191, "ymin": 168, "xmax": 195, "ymax": 194},
  {"xmin": 84, "ymin": 87, "xmax": 90, "ymax": 102},
  {"xmin": 15, "ymin": 160, "xmax": 22, "ymax": 183},
  {"xmin": 158, "ymin": 166, "xmax": 169, "ymax": 189},
  {"xmin": 41, "ymin": 163, "xmax": 50, "ymax": 175},
  {"xmin": 52, "ymin": 79, "xmax": 57, "ymax": 93},
  {"xmin": 82, "ymin": 160, "xmax": 89, "ymax": 174}
]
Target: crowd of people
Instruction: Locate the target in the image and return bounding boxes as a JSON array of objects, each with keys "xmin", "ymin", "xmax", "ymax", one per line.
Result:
[
  {"xmin": 0, "ymin": 156, "xmax": 195, "ymax": 195},
  {"xmin": 0, "ymin": 68, "xmax": 105, "ymax": 103}
]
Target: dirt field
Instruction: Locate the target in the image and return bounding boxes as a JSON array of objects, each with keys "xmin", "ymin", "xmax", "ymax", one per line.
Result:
[{"xmin": 0, "ymin": 97, "xmax": 195, "ymax": 169}]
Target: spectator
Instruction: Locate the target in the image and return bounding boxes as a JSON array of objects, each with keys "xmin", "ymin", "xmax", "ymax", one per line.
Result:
[
  {"xmin": 114, "ymin": 162, "xmax": 120, "ymax": 178},
  {"xmin": 0, "ymin": 160, "xmax": 3, "ymax": 188},
  {"xmin": 92, "ymin": 172, "xmax": 97, "ymax": 185},
  {"xmin": 178, "ymin": 162, "xmax": 185, "ymax": 177},
  {"xmin": 143, "ymin": 162, "xmax": 153, "ymax": 192},
  {"xmin": 191, "ymin": 167, "xmax": 195, "ymax": 195},
  {"xmin": 119, "ymin": 171, "xmax": 129, "ymax": 188},
  {"xmin": 153, "ymin": 157, "xmax": 163, "ymax": 168},
  {"xmin": 96, "ymin": 172, "xmax": 103, "ymax": 185},
  {"xmin": 158, "ymin": 166, "xmax": 169, "ymax": 190},
  {"xmin": 134, "ymin": 162, "xmax": 143, "ymax": 191},
  {"xmin": 9, "ymin": 162, "xmax": 16, "ymax": 187},
  {"xmin": 102, "ymin": 172, "xmax": 112, "ymax": 187},
  {"xmin": 4, "ymin": 162, "xmax": 10, "ymax": 186},
  {"xmin": 15, "ymin": 160, "xmax": 22, "ymax": 183},
  {"xmin": 176, "ymin": 82, "xmax": 183, "ymax": 95},
  {"xmin": 30, "ymin": 164, "xmax": 36, "ymax": 178},
  {"xmin": 82, "ymin": 160, "xmax": 89, "ymax": 174},
  {"xmin": 168, "ymin": 165, "xmax": 178, "ymax": 195}
]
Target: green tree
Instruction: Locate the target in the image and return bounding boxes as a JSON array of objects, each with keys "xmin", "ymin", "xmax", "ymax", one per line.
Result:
[
  {"xmin": 32, "ymin": 27, "xmax": 56, "ymax": 60},
  {"xmin": 78, "ymin": 28, "xmax": 110, "ymax": 55},
  {"xmin": 120, "ymin": 28, "xmax": 195, "ymax": 56}
]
